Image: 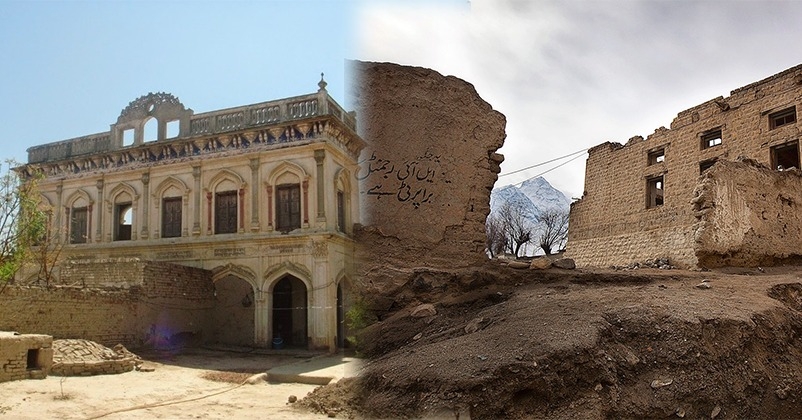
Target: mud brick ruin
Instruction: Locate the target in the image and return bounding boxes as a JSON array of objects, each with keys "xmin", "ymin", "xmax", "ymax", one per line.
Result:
[
  {"xmin": 568, "ymin": 64, "xmax": 802, "ymax": 268},
  {"xmin": 0, "ymin": 332, "xmax": 52, "ymax": 383},
  {"xmin": 352, "ymin": 61, "xmax": 506, "ymax": 266},
  {"xmin": 10, "ymin": 77, "xmax": 363, "ymax": 351}
]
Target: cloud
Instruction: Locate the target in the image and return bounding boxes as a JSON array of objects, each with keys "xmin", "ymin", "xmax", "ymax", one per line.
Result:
[{"xmin": 358, "ymin": 0, "xmax": 802, "ymax": 197}]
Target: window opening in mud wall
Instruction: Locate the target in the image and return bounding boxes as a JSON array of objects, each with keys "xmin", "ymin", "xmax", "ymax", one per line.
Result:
[
  {"xmin": 26, "ymin": 349, "xmax": 39, "ymax": 370},
  {"xmin": 771, "ymin": 141, "xmax": 800, "ymax": 171},
  {"xmin": 114, "ymin": 203, "xmax": 132, "ymax": 241},
  {"xmin": 770, "ymin": 106, "xmax": 796, "ymax": 130},
  {"xmin": 214, "ymin": 191, "xmax": 238, "ymax": 234},
  {"xmin": 70, "ymin": 207, "xmax": 88, "ymax": 244},
  {"xmin": 699, "ymin": 159, "xmax": 718, "ymax": 174},
  {"xmin": 700, "ymin": 129, "xmax": 722, "ymax": 149},
  {"xmin": 161, "ymin": 197, "xmax": 182, "ymax": 238},
  {"xmin": 647, "ymin": 148, "xmax": 665, "ymax": 166},
  {"xmin": 646, "ymin": 176, "xmax": 664, "ymax": 209}
]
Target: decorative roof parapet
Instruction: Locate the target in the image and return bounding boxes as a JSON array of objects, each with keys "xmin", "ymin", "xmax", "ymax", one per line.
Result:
[{"xmin": 26, "ymin": 84, "xmax": 358, "ymax": 165}]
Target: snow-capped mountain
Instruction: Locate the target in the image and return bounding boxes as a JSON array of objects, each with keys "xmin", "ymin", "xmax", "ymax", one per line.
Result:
[{"xmin": 490, "ymin": 176, "xmax": 572, "ymax": 221}]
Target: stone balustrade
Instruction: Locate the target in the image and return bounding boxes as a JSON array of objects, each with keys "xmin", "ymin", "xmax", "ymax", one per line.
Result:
[{"xmin": 27, "ymin": 90, "xmax": 356, "ymax": 165}]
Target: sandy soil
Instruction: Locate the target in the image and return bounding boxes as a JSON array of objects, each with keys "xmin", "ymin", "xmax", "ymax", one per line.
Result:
[{"xmin": 0, "ymin": 349, "xmax": 331, "ymax": 420}]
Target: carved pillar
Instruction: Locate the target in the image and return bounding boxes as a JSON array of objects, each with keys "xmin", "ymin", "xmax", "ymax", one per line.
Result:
[
  {"xmin": 87, "ymin": 203, "xmax": 93, "ymax": 241},
  {"xmin": 63, "ymin": 206, "xmax": 70, "ymax": 244},
  {"xmin": 302, "ymin": 180, "xmax": 309, "ymax": 226},
  {"xmin": 314, "ymin": 149, "xmax": 325, "ymax": 221},
  {"xmin": 249, "ymin": 158, "xmax": 260, "ymax": 231},
  {"xmin": 182, "ymin": 192, "xmax": 189, "ymax": 237},
  {"xmin": 192, "ymin": 165, "xmax": 201, "ymax": 235},
  {"xmin": 55, "ymin": 183, "xmax": 63, "ymax": 244},
  {"xmin": 206, "ymin": 191, "xmax": 212, "ymax": 235},
  {"xmin": 140, "ymin": 172, "xmax": 150, "ymax": 239},
  {"xmin": 95, "ymin": 179, "xmax": 104, "ymax": 242},
  {"xmin": 266, "ymin": 184, "xmax": 273, "ymax": 231},
  {"xmin": 238, "ymin": 188, "xmax": 245, "ymax": 232}
]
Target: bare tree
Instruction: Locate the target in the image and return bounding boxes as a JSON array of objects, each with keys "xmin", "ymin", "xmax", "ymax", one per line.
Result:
[
  {"xmin": 497, "ymin": 201, "xmax": 535, "ymax": 258},
  {"xmin": 537, "ymin": 208, "xmax": 569, "ymax": 255},
  {"xmin": 485, "ymin": 213, "xmax": 506, "ymax": 258}
]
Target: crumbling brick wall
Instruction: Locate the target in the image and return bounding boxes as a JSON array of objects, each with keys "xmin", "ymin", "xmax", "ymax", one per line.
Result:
[
  {"xmin": 693, "ymin": 159, "xmax": 802, "ymax": 267},
  {"xmin": 568, "ymin": 64, "xmax": 802, "ymax": 268},
  {"xmin": 0, "ymin": 259, "xmax": 214, "ymax": 348}
]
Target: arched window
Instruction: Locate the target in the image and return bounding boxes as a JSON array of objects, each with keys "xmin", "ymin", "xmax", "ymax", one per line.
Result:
[
  {"xmin": 276, "ymin": 184, "xmax": 301, "ymax": 232},
  {"xmin": 114, "ymin": 203, "xmax": 132, "ymax": 241},
  {"xmin": 209, "ymin": 170, "xmax": 245, "ymax": 235}
]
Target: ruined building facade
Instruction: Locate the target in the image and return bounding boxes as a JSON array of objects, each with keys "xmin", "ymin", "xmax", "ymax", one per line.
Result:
[
  {"xmin": 568, "ymin": 64, "xmax": 802, "ymax": 268},
  {"xmin": 16, "ymin": 79, "xmax": 363, "ymax": 350}
]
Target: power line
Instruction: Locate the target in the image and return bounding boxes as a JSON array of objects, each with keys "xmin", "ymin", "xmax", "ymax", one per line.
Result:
[
  {"xmin": 509, "ymin": 152, "xmax": 587, "ymax": 187},
  {"xmin": 498, "ymin": 148, "xmax": 589, "ymax": 178}
]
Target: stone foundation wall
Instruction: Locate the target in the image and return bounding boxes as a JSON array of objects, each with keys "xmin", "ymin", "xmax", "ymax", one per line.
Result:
[
  {"xmin": 0, "ymin": 259, "xmax": 214, "ymax": 348},
  {"xmin": 0, "ymin": 332, "xmax": 53, "ymax": 383},
  {"xmin": 693, "ymin": 159, "xmax": 802, "ymax": 267}
]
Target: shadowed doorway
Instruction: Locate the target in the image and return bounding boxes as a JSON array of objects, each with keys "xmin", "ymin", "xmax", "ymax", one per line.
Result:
[{"xmin": 272, "ymin": 275, "xmax": 308, "ymax": 348}]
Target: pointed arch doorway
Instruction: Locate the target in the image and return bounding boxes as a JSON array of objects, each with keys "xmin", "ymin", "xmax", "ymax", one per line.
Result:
[{"xmin": 272, "ymin": 275, "xmax": 308, "ymax": 348}]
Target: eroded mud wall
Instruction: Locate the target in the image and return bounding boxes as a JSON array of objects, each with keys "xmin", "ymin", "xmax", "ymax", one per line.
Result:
[
  {"xmin": 352, "ymin": 62, "xmax": 506, "ymax": 271},
  {"xmin": 693, "ymin": 159, "xmax": 802, "ymax": 267}
]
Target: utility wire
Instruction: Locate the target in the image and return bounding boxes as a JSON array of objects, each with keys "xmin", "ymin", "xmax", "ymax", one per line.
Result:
[
  {"xmin": 509, "ymin": 152, "xmax": 587, "ymax": 187},
  {"xmin": 498, "ymin": 148, "xmax": 589, "ymax": 178}
]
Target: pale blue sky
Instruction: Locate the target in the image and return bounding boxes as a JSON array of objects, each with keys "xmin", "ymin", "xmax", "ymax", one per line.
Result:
[{"xmin": 0, "ymin": 0, "xmax": 355, "ymax": 164}]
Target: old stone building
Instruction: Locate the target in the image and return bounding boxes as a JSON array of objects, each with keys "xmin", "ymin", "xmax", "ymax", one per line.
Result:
[
  {"xmin": 15, "ymin": 77, "xmax": 363, "ymax": 351},
  {"xmin": 568, "ymin": 64, "xmax": 802, "ymax": 268}
]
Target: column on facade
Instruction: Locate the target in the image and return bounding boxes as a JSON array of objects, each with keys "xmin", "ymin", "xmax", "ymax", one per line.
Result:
[
  {"xmin": 254, "ymin": 289, "xmax": 267, "ymax": 346},
  {"xmin": 95, "ymin": 179, "xmax": 104, "ymax": 242},
  {"xmin": 314, "ymin": 149, "xmax": 325, "ymax": 223},
  {"xmin": 265, "ymin": 184, "xmax": 273, "ymax": 231},
  {"xmin": 140, "ymin": 172, "xmax": 150, "ymax": 239},
  {"xmin": 192, "ymin": 165, "xmax": 201, "ymax": 235},
  {"xmin": 238, "ymin": 188, "xmax": 245, "ymax": 232},
  {"xmin": 249, "ymin": 158, "xmax": 260, "ymax": 232},
  {"xmin": 205, "ymin": 191, "xmax": 212, "ymax": 235},
  {"xmin": 310, "ymin": 241, "xmax": 332, "ymax": 350},
  {"xmin": 55, "ymin": 183, "xmax": 63, "ymax": 244}
]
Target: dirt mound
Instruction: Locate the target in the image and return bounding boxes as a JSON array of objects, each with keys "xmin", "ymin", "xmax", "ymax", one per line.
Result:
[
  {"xmin": 296, "ymin": 377, "xmax": 361, "ymax": 418},
  {"xmin": 302, "ymin": 264, "xmax": 802, "ymax": 419}
]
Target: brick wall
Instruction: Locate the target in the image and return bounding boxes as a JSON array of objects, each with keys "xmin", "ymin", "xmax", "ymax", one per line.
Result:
[
  {"xmin": 0, "ymin": 259, "xmax": 214, "ymax": 348},
  {"xmin": 0, "ymin": 333, "xmax": 53, "ymax": 383},
  {"xmin": 568, "ymin": 64, "xmax": 802, "ymax": 268}
]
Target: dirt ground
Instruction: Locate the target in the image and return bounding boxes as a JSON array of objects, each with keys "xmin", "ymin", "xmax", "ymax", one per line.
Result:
[
  {"xmin": 7, "ymin": 264, "xmax": 802, "ymax": 419},
  {"xmin": 0, "ymin": 348, "xmax": 333, "ymax": 419},
  {"xmin": 301, "ymin": 262, "xmax": 802, "ymax": 419}
]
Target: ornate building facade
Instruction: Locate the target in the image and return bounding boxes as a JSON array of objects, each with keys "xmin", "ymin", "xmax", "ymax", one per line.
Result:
[{"xmin": 18, "ymin": 78, "xmax": 363, "ymax": 350}]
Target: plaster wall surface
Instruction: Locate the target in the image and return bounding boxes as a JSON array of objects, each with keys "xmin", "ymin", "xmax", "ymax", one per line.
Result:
[{"xmin": 352, "ymin": 61, "xmax": 506, "ymax": 272}]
